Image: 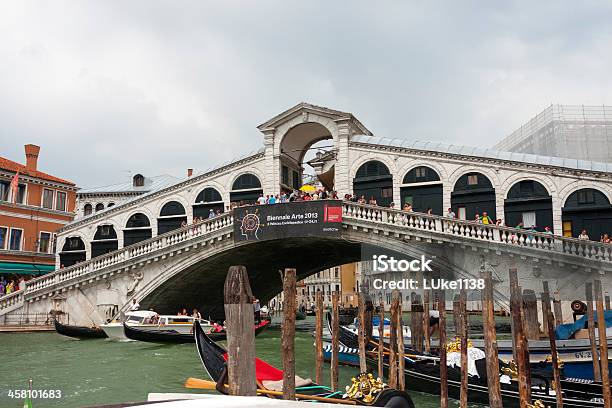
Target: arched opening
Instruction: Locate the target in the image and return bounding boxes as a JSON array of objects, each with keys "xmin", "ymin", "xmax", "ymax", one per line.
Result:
[
  {"xmin": 504, "ymin": 180, "xmax": 553, "ymax": 231},
  {"xmin": 124, "ymin": 213, "xmax": 152, "ymax": 246},
  {"xmin": 562, "ymin": 188, "xmax": 612, "ymax": 239},
  {"xmin": 91, "ymin": 225, "xmax": 118, "ymax": 258},
  {"xmin": 83, "ymin": 203, "xmax": 92, "ymax": 216},
  {"xmin": 193, "ymin": 187, "xmax": 224, "ymax": 218},
  {"xmin": 400, "ymin": 166, "xmax": 442, "ymax": 214},
  {"xmin": 59, "ymin": 237, "xmax": 86, "ymax": 267},
  {"xmin": 107, "ymin": 202, "xmax": 115, "ymax": 208},
  {"xmin": 353, "ymin": 161, "xmax": 393, "ymax": 207},
  {"xmin": 230, "ymin": 174, "xmax": 263, "ymax": 205},
  {"xmin": 157, "ymin": 201, "xmax": 187, "ymax": 234},
  {"xmin": 451, "ymin": 172, "xmax": 496, "ymax": 221},
  {"xmin": 280, "ymin": 122, "xmax": 333, "ymax": 193},
  {"xmin": 95, "ymin": 203, "xmax": 105, "ymax": 212}
]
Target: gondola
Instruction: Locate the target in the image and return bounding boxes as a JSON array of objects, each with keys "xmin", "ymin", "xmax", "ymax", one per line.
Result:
[
  {"xmin": 54, "ymin": 319, "xmax": 108, "ymax": 339},
  {"xmin": 124, "ymin": 319, "xmax": 271, "ymax": 344},
  {"xmin": 338, "ymin": 323, "xmax": 606, "ymax": 407},
  {"xmin": 193, "ymin": 320, "xmax": 415, "ymax": 407}
]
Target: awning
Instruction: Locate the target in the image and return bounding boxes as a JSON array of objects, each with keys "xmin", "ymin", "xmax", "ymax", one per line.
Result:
[{"xmin": 0, "ymin": 262, "xmax": 55, "ymax": 276}]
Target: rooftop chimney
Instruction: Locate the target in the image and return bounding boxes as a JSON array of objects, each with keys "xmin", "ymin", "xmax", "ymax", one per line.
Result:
[
  {"xmin": 187, "ymin": 168, "xmax": 193, "ymax": 177},
  {"xmin": 25, "ymin": 144, "xmax": 40, "ymax": 171}
]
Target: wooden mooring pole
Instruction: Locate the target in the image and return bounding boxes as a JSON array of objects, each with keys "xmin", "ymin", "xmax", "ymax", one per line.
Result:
[
  {"xmin": 453, "ymin": 294, "xmax": 461, "ymax": 337},
  {"xmin": 358, "ymin": 293, "xmax": 367, "ymax": 373},
  {"xmin": 595, "ymin": 280, "xmax": 612, "ymax": 408},
  {"xmin": 553, "ymin": 290, "xmax": 563, "ymax": 326},
  {"xmin": 281, "ymin": 268, "xmax": 297, "ymax": 400},
  {"xmin": 315, "ymin": 291, "xmax": 324, "ymax": 385},
  {"xmin": 586, "ymin": 282, "xmax": 602, "ymax": 382},
  {"xmin": 223, "ymin": 266, "xmax": 257, "ymax": 396},
  {"xmin": 522, "ymin": 289, "xmax": 540, "ymax": 340},
  {"xmin": 331, "ymin": 291, "xmax": 340, "ymax": 392},
  {"xmin": 389, "ymin": 291, "xmax": 399, "ymax": 388},
  {"xmin": 396, "ymin": 290, "xmax": 405, "ymax": 391},
  {"xmin": 509, "ymin": 267, "xmax": 531, "ymax": 405},
  {"xmin": 423, "ymin": 289, "xmax": 431, "ymax": 354},
  {"xmin": 480, "ymin": 269, "xmax": 502, "ymax": 408},
  {"xmin": 459, "ymin": 287, "xmax": 468, "ymax": 408},
  {"xmin": 411, "ymin": 292, "xmax": 424, "ymax": 352},
  {"xmin": 546, "ymin": 309, "xmax": 564, "ymax": 408},
  {"xmin": 438, "ymin": 290, "xmax": 448, "ymax": 408},
  {"xmin": 378, "ymin": 301, "xmax": 385, "ymax": 380}
]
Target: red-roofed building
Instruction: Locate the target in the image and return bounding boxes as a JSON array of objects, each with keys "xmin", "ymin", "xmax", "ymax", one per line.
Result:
[{"xmin": 0, "ymin": 145, "xmax": 77, "ymax": 278}]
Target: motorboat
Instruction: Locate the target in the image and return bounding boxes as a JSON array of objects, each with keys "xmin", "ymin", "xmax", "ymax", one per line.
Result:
[{"xmin": 100, "ymin": 310, "xmax": 213, "ymax": 340}]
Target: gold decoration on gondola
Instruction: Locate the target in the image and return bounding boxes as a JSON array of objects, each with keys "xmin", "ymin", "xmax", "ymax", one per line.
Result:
[
  {"xmin": 501, "ymin": 359, "xmax": 518, "ymax": 380},
  {"xmin": 526, "ymin": 400, "xmax": 547, "ymax": 408},
  {"xmin": 544, "ymin": 353, "xmax": 564, "ymax": 369},
  {"xmin": 344, "ymin": 372, "xmax": 387, "ymax": 404},
  {"xmin": 445, "ymin": 337, "xmax": 474, "ymax": 353}
]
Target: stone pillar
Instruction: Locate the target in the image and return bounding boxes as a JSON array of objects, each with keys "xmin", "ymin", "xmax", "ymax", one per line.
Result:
[
  {"xmin": 495, "ymin": 192, "xmax": 505, "ymax": 224},
  {"xmin": 551, "ymin": 196, "xmax": 563, "ymax": 234},
  {"xmin": 262, "ymin": 129, "xmax": 276, "ymax": 196},
  {"xmin": 334, "ymin": 121, "xmax": 351, "ymax": 195}
]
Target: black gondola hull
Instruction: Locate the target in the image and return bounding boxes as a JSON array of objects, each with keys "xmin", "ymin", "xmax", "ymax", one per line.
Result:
[{"xmin": 54, "ymin": 320, "xmax": 107, "ymax": 339}]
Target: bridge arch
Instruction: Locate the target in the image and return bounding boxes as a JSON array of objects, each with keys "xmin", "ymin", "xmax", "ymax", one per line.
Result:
[
  {"xmin": 83, "ymin": 203, "xmax": 93, "ymax": 216},
  {"xmin": 229, "ymin": 172, "xmax": 263, "ymax": 204},
  {"xmin": 157, "ymin": 200, "xmax": 188, "ymax": 234},
  {"xmin": 58, "ymin": 235, "xmax": 87, "ymax": 267},
  {"xmin": 123, "ymin": 212, "xmax": 153, "ymax": 246},
  {"xmin": 91, "ymin": 224, "xmax": 119, "ymax": 258},
  {"xmin": 562, "ymin": 187, "xmax": 612, "ymax": 240},
  {"xmin": 351, "ymin": 158, "xmax": 396, "ymax": 206},
  {"xmin": 400, "ymin": 165, "xmax": 443, "ymax": 214},
  {"xmin": 504, "ymin": 180, "xmax": 553, "ymax": 231},
  {"xmin": 193, "ymin": 186, "xmax": 225, "ymax": 219},
  {"xmin": 450, "ymin": 171, "xmax": 496, "ymax": 221}
]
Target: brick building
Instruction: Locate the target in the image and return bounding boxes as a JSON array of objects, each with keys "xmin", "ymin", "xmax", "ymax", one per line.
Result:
[{"xmin": 0, "ymin": 144, "xmax": 77, "ymax": 276}]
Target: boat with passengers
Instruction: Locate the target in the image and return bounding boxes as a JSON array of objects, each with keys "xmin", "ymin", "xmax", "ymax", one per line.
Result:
[{"xmin": 100, "ymin": 310, "xmax": 214, "ymax": 340}]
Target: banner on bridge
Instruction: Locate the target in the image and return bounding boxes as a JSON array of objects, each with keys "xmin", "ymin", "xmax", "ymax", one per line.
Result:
[{"xmin": 233, "ymin": 200, "xmax": 343, "ymax": 242}]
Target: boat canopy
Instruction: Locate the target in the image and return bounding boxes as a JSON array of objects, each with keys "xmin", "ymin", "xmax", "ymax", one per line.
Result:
[{"xmin": 556, "ymin": 310, "xmax": 612, "ymax": 339}]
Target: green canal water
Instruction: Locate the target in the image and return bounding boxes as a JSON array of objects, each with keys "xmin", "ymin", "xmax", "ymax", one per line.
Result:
[{"xmin": 0, "ymin": 318, "xmax": 487, "ymax": 408}]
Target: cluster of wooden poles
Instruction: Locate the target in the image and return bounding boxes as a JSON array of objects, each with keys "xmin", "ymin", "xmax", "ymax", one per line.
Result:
[{"xmin": 222, "ymin": 265, "xmax": 612, "ymax": 407}]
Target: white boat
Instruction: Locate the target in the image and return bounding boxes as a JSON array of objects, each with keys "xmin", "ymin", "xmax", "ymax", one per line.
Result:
[{"xmin": 100, "ymin": 311, "xmax": 213, "ymax": 340}]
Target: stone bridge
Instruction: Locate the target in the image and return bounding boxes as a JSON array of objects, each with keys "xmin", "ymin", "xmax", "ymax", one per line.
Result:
[{"xmin": 2, "ymin": 202, "xmax": 611, "ymax": 325}]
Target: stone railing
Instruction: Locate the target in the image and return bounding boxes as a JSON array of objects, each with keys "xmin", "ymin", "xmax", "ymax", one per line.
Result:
[
  {"xmin": 0, "ymin": 213, "xmax": 234, "ymax": 313},
  {"xmin": 342, "ymin": 202, "xmax": 612, "ymax": 262}
]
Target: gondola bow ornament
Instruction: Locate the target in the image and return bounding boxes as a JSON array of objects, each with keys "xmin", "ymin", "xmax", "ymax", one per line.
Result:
[{"xmin": 344, "ymin": 373, "xmax": 386, "ymax": 404}]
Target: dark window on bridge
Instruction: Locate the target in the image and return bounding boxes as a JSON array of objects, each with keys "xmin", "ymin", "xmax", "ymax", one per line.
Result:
[
  {"xmin": 62, "ymin": 237, "xmax": 85, "ymax": 251},
  {"xmin": 94, "ymin": 225, "xmax": 118, "ymax": 240},
  {"xmin": 505, "ymin": 180, "xmax": 552, "ymax": 231},
  {"xmin": 91, "ymin": 225, "xmax": 118, "ymax": 258},
  {"xmin": 195, "ymin": 188, "xmax": 222, "ymax": 203},
  {"xmin": 108, "ymin": 202, "xmax": 115, "ymax": 208},
  {"xmin": 401, "ymin": 166, "xmax": 442, "ymax": 214},
  {"xmin": 95, "ymin": 203, "xmax": 104, "ymax": 212},
  {"xmin": 230, "ymin": 173, "xmax": 263, "ymax": 204},
  {"xmin": 124, "ymin": 213, "xmax": 152, "ymax": 246},
  {"xmin": 193, "ymin": 188, "xmax": 224, "ymax": 218},
  {"xmin": 158, "ymin": 201, "xmax": 188, "ymax": 234},
  {"xmin": 232, "ymin": 174, "xmax": 261, "ymax": 190},
  {"xmin": 83, "ymin": 203, "xmax": 92, "ymax": 216},
  {"xmin": 126, "ymin": 213, "xmax": 151, "ymax": 228},
  {"xmin": 562, "ymin": 188, "xmax": 612, "ymax": 239},
  {"xmin": 353, "ymin": 160, "xmax": 393, "ymax": 207},
  {"xmin": 292, "ymin": 171, "xmax": 300, "ymax": 190},
  {"xmin": 60, "ymin": 237, "xmax": 86, "ymax": 267},
  {"xmin": 451, "ymin": 172, "xmax": 495, "ymax": 221},
  {"xmin": 282, "ymin": 166, "xmax": 289, "ymax": 186}
]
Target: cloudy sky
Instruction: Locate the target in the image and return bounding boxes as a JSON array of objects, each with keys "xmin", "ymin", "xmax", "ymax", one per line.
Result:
[{"xmin": 1, "ymin": 1, "xmax": 612, "ymax": 188}]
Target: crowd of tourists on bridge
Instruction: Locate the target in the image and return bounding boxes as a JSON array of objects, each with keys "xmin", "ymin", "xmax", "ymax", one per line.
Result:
[{"xmin": 0, "ymin": 274, "xmax": 31, "ymax": 296}]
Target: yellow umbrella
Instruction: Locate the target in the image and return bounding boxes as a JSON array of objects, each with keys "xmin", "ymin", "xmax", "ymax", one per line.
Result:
[{"xmin": 299, "ymin": 184, "xmax": 316, "ymax": 192}]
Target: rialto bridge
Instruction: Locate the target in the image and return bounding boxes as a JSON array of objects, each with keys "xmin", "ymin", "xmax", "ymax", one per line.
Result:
[{"xmin": 3, "ymin": 102, "xmax": 612, "ymax": 325}]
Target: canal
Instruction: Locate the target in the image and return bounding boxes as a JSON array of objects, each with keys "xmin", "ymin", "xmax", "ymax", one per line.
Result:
[{"xmin": 0, "ymin": 316, "xmax": 488, "ymax": 408}]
